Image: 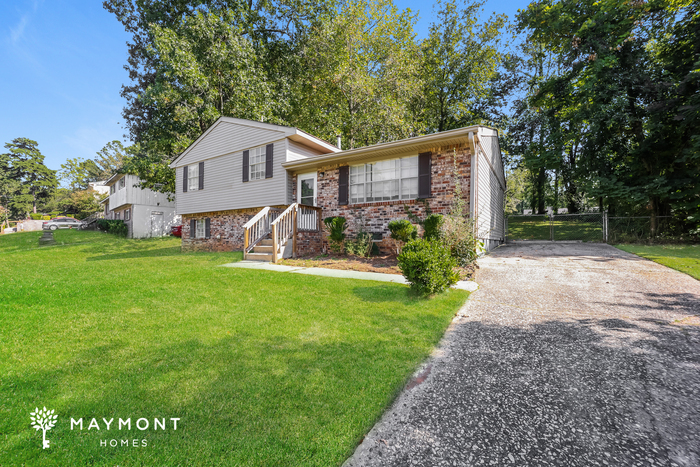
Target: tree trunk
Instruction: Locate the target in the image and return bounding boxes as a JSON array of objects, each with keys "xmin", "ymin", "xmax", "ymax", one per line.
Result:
[{"xmin": 537, "ymin": 167, "xmax": 546, "ymax": 214}]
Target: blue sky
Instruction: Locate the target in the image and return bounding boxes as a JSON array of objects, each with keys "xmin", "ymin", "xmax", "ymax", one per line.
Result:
[{"xmin": 0, "ymin": 0, "xmax": 529, "ymax": 172}]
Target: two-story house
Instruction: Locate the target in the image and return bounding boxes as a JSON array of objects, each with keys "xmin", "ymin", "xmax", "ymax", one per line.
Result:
[
  {"xmin": 169, "ymin": 117, "xmax": 505, "ymax": 261},
  {"xmin": 102, "ymin": 174, "xmax": 180, "ymax": 238}
]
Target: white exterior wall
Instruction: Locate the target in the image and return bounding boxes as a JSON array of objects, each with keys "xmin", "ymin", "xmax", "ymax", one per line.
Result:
[
  {"xmin": 130, "ymin": 205, "xmax": 180, "ymax": 238},
  {"xmin": 473, "ymin": 129, "xmax": 506, "ymax": 251},
  {"xmin": 173, "ymin": 122, "xmax": 326, "ymax": 215}
]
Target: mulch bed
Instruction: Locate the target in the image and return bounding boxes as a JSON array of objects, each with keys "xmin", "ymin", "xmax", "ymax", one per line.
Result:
[{"xmin": 279, "ymin": 254, "xmax": 477, "ymax": 280}]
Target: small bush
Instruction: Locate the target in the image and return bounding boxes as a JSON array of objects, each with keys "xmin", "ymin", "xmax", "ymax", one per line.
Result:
[
  {"xmin": 29, "ymin": 213, "xmax": 43, "ymax": 220},
  {"xmin": 398, "ymin": 239, "xmax": 459, "ymax": 296},
  {"xmin": 96, "ymin": 219, "xmax": 128, "ymax": 237},
  {"xmin": 323, "ymin": 216, "xmax": 347, "ymax": 253},
  {"xmin": 346, "ymin": 231, "xmax": 373, "ymax": 258},
  {"xmin": 440, "ymin": 216, "xmax": 482, "ymax": 266},
  {"xmin": 388, "ymin": 219, "xmax": 417, "ymax": 253},
  {"xmin": 423, "ymin": 214, "xmax": 444, "ymax": 241}
]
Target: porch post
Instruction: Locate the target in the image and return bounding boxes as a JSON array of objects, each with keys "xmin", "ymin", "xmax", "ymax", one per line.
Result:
[
  {"xmin": 293, "ymin": 205, "xmax": 298, "ymax": 258},
  {"xmin": 272, "ymin": 223, "xmax": 278, "ymax": 263}
]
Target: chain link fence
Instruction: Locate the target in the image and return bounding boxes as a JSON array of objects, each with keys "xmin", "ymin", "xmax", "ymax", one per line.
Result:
[{"xmin": 506, "ymin": 213, "xmax": 678, "ymax": 243}]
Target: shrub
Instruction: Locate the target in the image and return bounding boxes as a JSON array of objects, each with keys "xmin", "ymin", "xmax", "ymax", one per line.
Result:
[
  {"xmin": 440, "ymin": 216, "xmax": 482, "ymax": 267},
  {"xmin": 30, "ymin": 213, "xmax": 43, "ymax": 220},
  {"xmin": 346, "ymin": 231, "xmax": 373, "ymax": 258},
  {"xmin": 323, "ymin": 216, "xmax": 347, "ymax": 253},
  {"xmin": 388, "ymin": 219, "xmax": 417, "ymax": 253},
  {"xmin": 96, "ymin": 219, "xmax": 128, "ymax": 237},
  {"xmin": 423, "ymin": 214, "xmax": 444, "ymax": 241},
  {"xmin": 398, "ymin": 239, "xmax": 459, "ymax": 296}
]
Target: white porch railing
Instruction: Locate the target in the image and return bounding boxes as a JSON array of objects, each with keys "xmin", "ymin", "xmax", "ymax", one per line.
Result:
[{"xmin": 243, "ymin": 207, "xmax": 282, "ymax": 253}]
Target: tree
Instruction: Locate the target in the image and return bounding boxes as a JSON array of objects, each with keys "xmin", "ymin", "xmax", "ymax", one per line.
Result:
[
  {"xmin": 59, "ymin": 189, "xmax": 106, "ymax": 219},
  {"xmin": 94, "ymin": 140, "xmax": 132, "ymax": 180},
  {"xmin": 2, "ymin": 138, "xmax": 57, "ymax": 216},
  {"xmin": 58, "ymin": 157, "xmax": 101, "ymax": 190},
  {"xmin": 418, "ymin": 0, "xmax": 507, "ymax": 133},
  {"xmin": 292, "ymin": 0, "xmax": 421, "ymax": 148}
]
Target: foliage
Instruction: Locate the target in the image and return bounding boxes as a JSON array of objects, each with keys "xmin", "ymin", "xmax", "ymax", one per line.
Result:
[
  {"xmin": 29, "ymin": 213, "xmax": 43, "ymax": 220},
  {"xmin": 97, "ymin": 219, "xmax": 128, "ymax": 237},
  {"xmin": 398, "ymin": 239, "xmax": 459, "ymax": 295},
  {"xmin": 515, "ymin": 0, "xmax": 700, "ymax": 230},
  {"xmin": 323, "ymin": 216, "xmax": 347, "ymax": 253},
  {"xmin": 58, "ymin": 158, "xmax": 102, "ymax": 190},
  {"xmin": 121, "ymin": 150, "xmax": 176, "ymax": 197},
  {"xmin": 418, "ymin": 0, "xmax": 507, "ymax": 132},
  {"xmin": 294, "ymin": 0, "xmax": 422, "ymax": 148},
  {"xmin": 440, "ymin": 215, "xmax": 482, "ymax": 266},
  {"xmin": 345, "ymin": 232, "xmax": 373, "ymax": 258},
  {"xmin": 0, "ymin": 230, "xmax": 467, "ymax": 465},
  {"xmin": 1, "ymin": 138, "xmax": 57, "ymax": 217},
  {"xmin": 61, "ymin": 189, "xmax": 105, "ymax": 220},
  {"xmin": 388, "ymin": 219, "xmax": 417, "ymax": 253},
  {"xmin": 423, "ymin": 214, "xmax": 444, "ymax": 241}
]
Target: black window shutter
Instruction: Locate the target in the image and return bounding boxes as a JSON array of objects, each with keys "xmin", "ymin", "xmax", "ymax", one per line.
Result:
[
  {"xmin": 183, "ymin": 166, "xmax": 188, "ymax": 192},
  {"xmin": 242, "ymin": 150, "xmax": 249, "ymax": 182},
  {"xmin": 198, "ymin": 161, "xmax": 204, "ymax": 190},
  {"xmin": 265, "ymin": 143, "xmax": 274, "ymax": 179},
  {"xmin": 205, "ymin": 218, "xmax": 211, "ymax": 238},
  {"xmin": 338, "ymin": 165, "xmax": 349, "ymax": 205},
  {"xmin": 418, "ymin": 152, "xmax": 432, "ymax": 198},
  {"xmin": 190, "ymin": 219, "xmax": 196, "ymax": 238}
]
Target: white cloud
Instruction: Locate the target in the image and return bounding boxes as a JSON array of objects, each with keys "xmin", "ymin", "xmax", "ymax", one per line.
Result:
[{"xmin": 9, "ymin": 14, "xmax": 29, "ymax": 44}]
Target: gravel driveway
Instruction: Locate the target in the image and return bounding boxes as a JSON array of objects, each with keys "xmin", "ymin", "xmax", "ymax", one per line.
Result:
[{"xmin": 345, "ymin": 242, "xmax": 700, "ymax": 467}]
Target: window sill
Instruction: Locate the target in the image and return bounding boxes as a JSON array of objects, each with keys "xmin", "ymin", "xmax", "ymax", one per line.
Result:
[{"xmin": 348, "ymin": 199, "xmax": 423, "ymax": 208}]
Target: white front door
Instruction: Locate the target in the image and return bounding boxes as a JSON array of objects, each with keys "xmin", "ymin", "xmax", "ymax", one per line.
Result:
[
  {"xmin": 150, "ymin": 212, "xmax": 164, "ymax": 237},
  {"xmin": 297, "ymin": 172, "xmax": 317, "ymax": 206}
]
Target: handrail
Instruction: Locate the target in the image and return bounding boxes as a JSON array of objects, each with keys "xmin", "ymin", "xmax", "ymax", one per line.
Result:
[
  {"xmin": 271, "ymin": 203, "xmax": 297, "ymax": 263},
  {"xmin": 243, "ymin": 206, "xmax": 270, "ymax": 229}
]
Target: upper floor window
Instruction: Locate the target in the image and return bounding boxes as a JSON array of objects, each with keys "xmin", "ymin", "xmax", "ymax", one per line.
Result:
[
  {"xmin": 119, "ymin": 177, "xmax": 126, "ymax": 189},
  {"xmin": 249, "ymin": 146, "xmax": 266, "ymax": 181},
  {"xmin": 350, "ymin": 156, "xmax": 418, "ymax": 203},
  {"xmin": 110, "ymin": 185, "xmax": 115, "ymax": 194},
  {"xmin": 188, "ymin": 164, "xmax": 199, "ymax": 191}
]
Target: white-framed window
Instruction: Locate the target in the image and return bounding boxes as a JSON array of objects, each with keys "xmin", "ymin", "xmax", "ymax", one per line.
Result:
[
  {"xmin": 195, "ymin": 219, "xmax": 206, "ymax": 238},
  {"xmin": 110, "ymin": 184, "xmax": 115, "ymax": 194},
  {"xmin": 350, "ymin": 156, "xmax": 418, "ymax": 203},
  {"xmin": 188, "ymin": 164, "xmax": 199, "ymax": 191},
  {"xmin": 115, "ymin": 211, "xmax": 121, "ymax": 220},
  {"xmin": 124, "ymin": 209, "xmax": 131, "ymax": 221},
  {"xmin": 119, "ymin": 177, "xmax": 126, "ymax": 189},
  {"xmin": 249, "ymin": 146, "xmax": 266, "ymax": 181}
]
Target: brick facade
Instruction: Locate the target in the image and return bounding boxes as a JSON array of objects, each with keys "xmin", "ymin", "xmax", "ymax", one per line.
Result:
[
  {"xmin": 293, "ymin": 143, "xmax": 472, "ymax": 254},
  {"xmin": 181, "ymin": 143, "xmax": 471, "ymax": 254}
]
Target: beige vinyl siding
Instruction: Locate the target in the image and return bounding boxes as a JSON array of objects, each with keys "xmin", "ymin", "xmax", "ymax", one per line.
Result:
[
  {"xmin": 175, "ymin": 138, "xmax": 288, "ymax": 215},
  {"xmin": 474, "ymin": 129, "xmax": 505, "ymax": 250},
  {"xmin": 177, "ymin": 121, "xmax": 286, "ymax": 167},
  {"xmin": 287, "ymin": 139, "xmax": 326, "ymax": 162}
]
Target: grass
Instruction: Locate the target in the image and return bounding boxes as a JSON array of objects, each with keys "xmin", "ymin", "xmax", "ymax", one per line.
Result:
[
  {"xmin": 616, "ymin": 243, "xmax": 700, "ymax": 280},
  {"xmin": 507, "ymin": 216, "xmax": 603, "ymax": 242},
  {"xmin": 0, "ymin": 230, "xmax": 468, "ymax": 466}
]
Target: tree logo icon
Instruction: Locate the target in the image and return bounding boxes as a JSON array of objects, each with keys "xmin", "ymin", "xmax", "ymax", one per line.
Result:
[{"xmin": 30, "ymin": 407, "xmax": 58, "ymax": 449}]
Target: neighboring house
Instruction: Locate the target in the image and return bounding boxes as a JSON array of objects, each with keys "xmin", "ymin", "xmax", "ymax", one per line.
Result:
[
  {"xmin": 88, "ymin": 181, "xmax": 110, "ymax": 197},
  {"xmin": 102, "ymin": 174, "xmax": 179, "ymax": 238},
  {"xmin": 169, "ymin": 117, "xmax": 505, "ymax": 259}
]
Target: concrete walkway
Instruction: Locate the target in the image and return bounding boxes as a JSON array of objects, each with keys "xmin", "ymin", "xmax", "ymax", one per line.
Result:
[
  {"xmin": 345, "ymin": 243, "xmax": 700, "ymax": 467},
  {"xmin": 220, "ymin": 260, "xmax": 479, "ymax": 291}
]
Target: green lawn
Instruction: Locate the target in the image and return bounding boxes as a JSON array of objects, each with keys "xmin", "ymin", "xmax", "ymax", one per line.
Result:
[
  {"xmin": 507, "ymin": 217, "xmax": 603, "ymax": 242},
  {"xmin": 616, "ymin": 244, "xmax": 700, "ymax": 280},
  {"xmin": 0, "ymin": 231, "xmax": 468, "ymax": 466}
]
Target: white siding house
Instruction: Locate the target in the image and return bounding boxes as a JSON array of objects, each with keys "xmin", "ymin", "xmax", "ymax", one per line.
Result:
[{"xmin": 103, "ymin": 174, "xmax": 179, "ymax": 238}]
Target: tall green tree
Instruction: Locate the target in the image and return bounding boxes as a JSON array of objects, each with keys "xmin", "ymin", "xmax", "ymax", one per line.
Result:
[
  {"xmin": 2, "ymin": 138, "xmax": 57, "ymax": 216},
  {"xmin": 517, "ymin": 0, "xmax": 698, "ymax": 230},
  {"xmin": 94, "ymin": 140, "xmax": 132, "ymax": 179},
  {"xmin": 292, "ymin": 0, "xmax": 421, "ymax": 148},
  {"xmin": 418, "ymin": 0, "xmax": 507, "ymax": 132},
  {"xmin": 58, "ymin": 158, "xmax": 101, "ymax": 190}
]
